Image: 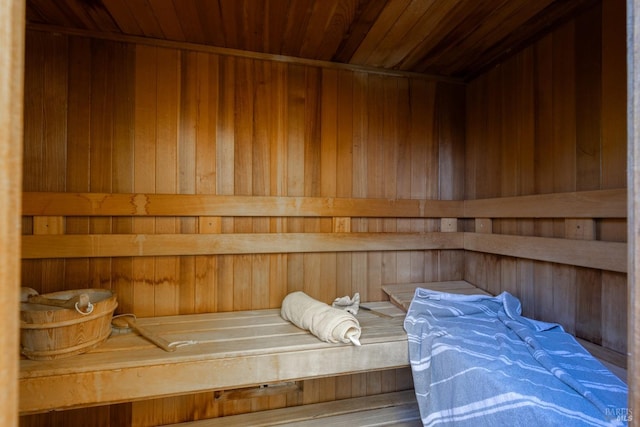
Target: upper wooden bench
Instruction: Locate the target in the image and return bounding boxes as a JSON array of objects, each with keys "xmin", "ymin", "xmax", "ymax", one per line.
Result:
[{"xmin": 20, "ymin": 302, "xmax": 407, "ymax": 414}]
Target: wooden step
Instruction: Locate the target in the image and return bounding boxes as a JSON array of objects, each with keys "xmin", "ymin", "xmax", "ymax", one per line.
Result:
[{"xmin": 161, "ymin": 390, "xmax": 421, "ymax": 426}]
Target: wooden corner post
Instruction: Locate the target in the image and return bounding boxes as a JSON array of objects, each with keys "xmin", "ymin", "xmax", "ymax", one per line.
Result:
[{"xmin": 0, "ymin": 1, "xmax": 25, "ymax": 426}]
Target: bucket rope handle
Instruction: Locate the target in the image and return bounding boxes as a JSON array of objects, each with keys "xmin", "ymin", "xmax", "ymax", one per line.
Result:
[{"xmin": 75, "ymin": 301, "xmax": 94, "ymax": 315}]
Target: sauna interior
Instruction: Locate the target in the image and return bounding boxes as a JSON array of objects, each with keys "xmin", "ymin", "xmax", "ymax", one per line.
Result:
[{"xmin": 7, "ymin": 0, "xmax": 638, "ymax": 425}]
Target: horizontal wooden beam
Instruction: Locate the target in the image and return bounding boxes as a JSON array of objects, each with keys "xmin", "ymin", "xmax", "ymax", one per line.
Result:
[
  {"xmin": 22, "ymin": 230, "xmax": 627, "ymax": 273},
  {"xmin": 21, "ymin": 232, "xmax": 463, "ymax": 259},
  {"xmin": 463, "ymin": 232, "xmax": 627, "ymax": 273},
  {"xmin": 22, "ymin": 192, "xmax": 463, "ymax": 218},
  {"xmin": 23, "ymin": 189, "xmax": 627, "ymax": 219},
  {"xmin": 464, "ymin": 189, "xmax": 626, "ymax": 218}
]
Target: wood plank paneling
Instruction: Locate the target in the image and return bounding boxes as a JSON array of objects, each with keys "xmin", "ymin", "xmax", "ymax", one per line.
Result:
[
  {"xmin": 20, "ymin": 2, "xmax": 629, "ymax": 423},
  {"xmin": 21, "ymin": 28, "xmax": 464, "ymax": 425},
  {"xmin": 464, "ymin": 1, "xmax": 627, "ymax": 356}
]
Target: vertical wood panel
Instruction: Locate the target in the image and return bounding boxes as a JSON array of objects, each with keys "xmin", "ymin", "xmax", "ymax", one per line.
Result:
[
  {"xmin": 336, "ymin": 70, "xmax": 354, "ymax": 300},
  {"xmin": 111, "ymin": 41, "xmax": 135, "ymax": 314},
  {"xmin": 464, "ymin": 2, "xmax": 627, "ymax": 357},
  {"xmin": 64, "ymin": 36, "xmax": 92, "ymax": 294},
  {"xmin": 216, "ymin": 55, "xmax": 235, "ymax": 312},
  {"xmin": 132, "ymin": 44, "xmax": 157, "ymax": 316},
  {"xmin": 285, "ymin": 63, "xmax": 305, "ymax": 301},
  {"xmin": 1, "ymin": 1, "xmax": 24, "ymax": 425},
  {"xmin": 154, "ymin": 47, "xmax": 180, "ymax": 316},
  {"xmin": 89, "ymin": 39, "xmax": 115, "ymax": 293},
  {"xmin": 193, "ymin": 53, "xmax": 219, "ymax": 314},
  {"xmin": 600, "ymin": 0, "xmax": 628, "ymax": 362}
]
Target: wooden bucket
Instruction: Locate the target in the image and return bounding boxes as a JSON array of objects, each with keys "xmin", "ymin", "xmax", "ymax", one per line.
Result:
[{"xmin": 20, "ymin": 289, "xmax": 118, "ymax": 360}]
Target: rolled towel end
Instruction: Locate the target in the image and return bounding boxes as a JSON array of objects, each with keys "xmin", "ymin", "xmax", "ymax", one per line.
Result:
[{"xmin": 346, "ymin": 328, "xmax": 361, "ymax": 346}]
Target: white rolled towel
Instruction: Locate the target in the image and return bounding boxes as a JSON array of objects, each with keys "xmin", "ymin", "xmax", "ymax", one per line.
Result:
[{"xmin": 281, "ymin": 291, "xmax": 361, "ymax": 346}]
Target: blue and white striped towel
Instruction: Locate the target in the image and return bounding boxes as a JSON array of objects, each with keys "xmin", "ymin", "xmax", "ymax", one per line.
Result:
[{"xmin": 404, "ymin": 288, "xmax": 628, "ymax": 426}]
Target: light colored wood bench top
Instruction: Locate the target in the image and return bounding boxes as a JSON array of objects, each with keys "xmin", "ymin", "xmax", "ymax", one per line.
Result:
[
  {"xmin": 162, "ymin": 390, "xmax": 420, "ymax": 427},
  {"xmin": 382, "ymin": 280, "xmax": 491, "ymax": 311},
  {"xmin": 19, "ymin": 302, "xmax": 408, "ymax": 415}
]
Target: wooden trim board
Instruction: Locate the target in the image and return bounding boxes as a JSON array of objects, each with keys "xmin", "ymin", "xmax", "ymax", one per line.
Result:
[
  {"xmin": 22, "ymin": 188, "xmax": 626, "ymax": 218},
  {"xmin": 22, "ymin": 192, "xmax": 463, "ymax": 218},
  {"xmin": 21, "ymin": 231, "xmax": 625, "ymax": 273},
  {"xmin": 21, "ymin": 232, "xmax": 463, "ymax": 259},
  {"xmin": 464, "ymin": 188, "xmax": 626, "ymax": 218},
  {"xmin": 463, "ymin": 232, "xmax": 627, "ymax": 273}
]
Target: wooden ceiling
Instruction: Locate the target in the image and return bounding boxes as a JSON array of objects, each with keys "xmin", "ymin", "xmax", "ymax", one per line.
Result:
[{"xmin": 26, "ymin": 0, "xmax": 596, "ymax": 80}]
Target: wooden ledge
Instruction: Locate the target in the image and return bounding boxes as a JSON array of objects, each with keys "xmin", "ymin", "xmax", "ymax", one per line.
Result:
[
  {"xmin": 382, "ymin": 280, "xmax": 490, "ymax": 311},
  {"xmin": 19, "ymin": 303, "xmax": 408, "ymax": 414},
  {"xmin": 21, "ymin": 232, "xmax": 463, "ymax": 259}
]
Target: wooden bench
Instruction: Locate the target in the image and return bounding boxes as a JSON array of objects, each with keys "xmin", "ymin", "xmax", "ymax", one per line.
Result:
[
  {"xmin": 19, "ymin": 302, "xmax": 408, "ymax": 414},
  {"xmin": 155, "ymin": 279, "xmax": 627, "ymax": 426},
  {"xmin": 161, "ymin": 390, "xmax": 420, "ymax": 427}
]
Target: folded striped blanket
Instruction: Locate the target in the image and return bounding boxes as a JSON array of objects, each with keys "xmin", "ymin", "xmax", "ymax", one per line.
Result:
[{"xmin": 404, "ymin": 289, "xmax": 629, "ymax": 426}]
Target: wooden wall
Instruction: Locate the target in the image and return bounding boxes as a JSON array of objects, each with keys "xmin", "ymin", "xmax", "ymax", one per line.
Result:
[
  {"xmin": 22, "ymin": 31, "xmax": 465, "ymax": 313},
  {"xmin": 464, "ymin": 0, "xmax": 627, "ymax": 354},
  {"xmin": 20, "ymin": 29, "xmax": 463, "ymax": 425},
  {"xmin": 20, "ymin": 1, "xmax": 630, "ymax": 425}
]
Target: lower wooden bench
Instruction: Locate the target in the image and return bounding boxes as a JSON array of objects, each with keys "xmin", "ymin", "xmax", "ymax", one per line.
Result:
[
  {"xmin": 20, "ymin": 279, "xmax": 626, "ymax": 418},
  {"xmin": 161, "ymin": 390, "xmax": 421, "ymax": 427},
  {"xmin": 19, "ymin": 302, "xmax": 408, "ymax": 414}
]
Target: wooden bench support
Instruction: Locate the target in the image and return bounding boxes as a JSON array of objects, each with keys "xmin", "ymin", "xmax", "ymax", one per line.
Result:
[{"xmin": 161, "ymin": 390, "xmax": 420, "ymax": 427}]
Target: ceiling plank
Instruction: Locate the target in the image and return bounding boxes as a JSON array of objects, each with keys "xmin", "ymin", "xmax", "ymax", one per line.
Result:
[
  {"xmin": 101, "ymin": 0, "xmax": 144, "ymax": 35},
  {"xmin": 349, "ymin": 0, "xmax": 412, "ymax": 65},
  {"xmin": 147, "ymin": 0, "xmax": 186, "ymax": 42},
  {"xmin": 333, "ymin": 0, "xmax": 388, "ymax": 64}
]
